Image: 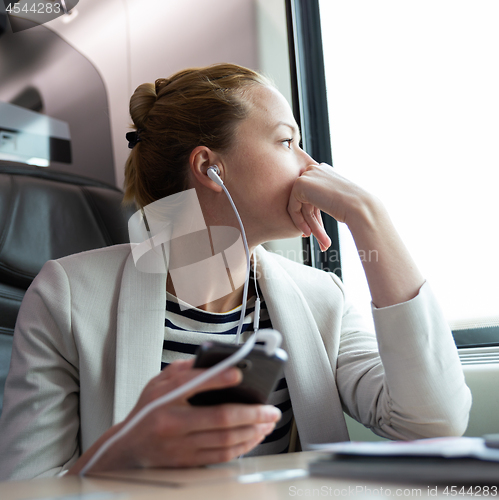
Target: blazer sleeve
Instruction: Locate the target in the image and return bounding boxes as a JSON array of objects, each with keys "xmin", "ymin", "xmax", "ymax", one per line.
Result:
[
  {"xmin": 0, "ymin": 260, "xmax": 81, "ymax": 480},
  {"xmin": 335, "ymin": 278, "xmax": 472, "ymax": 440}
]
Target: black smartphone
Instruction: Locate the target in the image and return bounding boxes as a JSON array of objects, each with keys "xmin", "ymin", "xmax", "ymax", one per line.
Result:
[{"xmin": 188, "ymin": 341, "xmax": 288, "ymax": 406}]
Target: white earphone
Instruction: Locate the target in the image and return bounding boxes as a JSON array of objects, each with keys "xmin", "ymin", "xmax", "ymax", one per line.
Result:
[{"xmin": 207, "ymin": 165, "xmax": 223, "ymax": 186}]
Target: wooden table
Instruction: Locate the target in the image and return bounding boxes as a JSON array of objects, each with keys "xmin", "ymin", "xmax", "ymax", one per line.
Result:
[{"xmin": 0, "ymin": 451, "xmax": 484, "ymax": 499}]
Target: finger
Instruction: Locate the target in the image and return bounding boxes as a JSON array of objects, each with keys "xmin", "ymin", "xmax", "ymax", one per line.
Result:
[
  {"xmin": 157, "ymin": 359, "xmax": 194, "ymax": 377},
  {"xmin": 188, "ymin": 434, "xmax": 269, "ymax": 466},
  {"xmin": 187, "ymin": 422, "xmax": 276, "ymax": 449},
  {"xmin": 287, "ymin": 191, "xmax": 312, "ymax": 237},
  {"xmin": 183, "ymin": 367, "xmax": 243, "ymax": 399},
  {"xmin": 315, "ymin": 206, "xmax": 325, "ymax": 231},
  {"xmin": 147, "ymin": 359, "xmax": 195, "ymax": 388},
  {"xmin": 302, "ymin": 204, "xmax": 331, "ymax": 251},
  {"xmin": 314, "ymin": 207, "xmax": 330, "ymax": 252},
  {"xmin": 155, "ymin": 365, "xmax": 244, "ymax": 401},
  {"xmin": 168, "ymin": 359, "xmax": 195, "ymax": 372},
  {"xmin": 182, "ymin": 404, "xmax": 281, "ymax": 433}
]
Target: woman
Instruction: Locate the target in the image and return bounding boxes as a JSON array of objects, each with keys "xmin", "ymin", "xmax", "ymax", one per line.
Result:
[{"xmin": 0, "ymin": 64, "xmax": 471, "ymax": 479}]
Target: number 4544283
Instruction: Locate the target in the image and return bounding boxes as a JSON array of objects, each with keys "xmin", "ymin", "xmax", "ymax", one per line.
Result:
[
  {"xmin": 443, "ymin": 485, "xmax": 498, "ymax": 496},
  {"xmin": 6, "ymin": 2, "xmax": 62, "ymax": 15}
]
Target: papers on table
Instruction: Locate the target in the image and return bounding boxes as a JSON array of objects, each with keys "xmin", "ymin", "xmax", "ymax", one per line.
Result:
[{"xmin": 310, "ymin": 436, "xmax": 499, "ymax": 462}]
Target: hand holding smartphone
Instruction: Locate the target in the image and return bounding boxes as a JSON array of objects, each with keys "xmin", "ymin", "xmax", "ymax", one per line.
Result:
[{"xmin": 188, "ymin": 340, "xmax": 288, "ymax": 406}]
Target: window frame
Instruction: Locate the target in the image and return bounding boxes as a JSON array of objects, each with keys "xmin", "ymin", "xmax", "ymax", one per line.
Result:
[{"xmin": 285, "ymin": 0, "xmax": 341, "ymax": 278}]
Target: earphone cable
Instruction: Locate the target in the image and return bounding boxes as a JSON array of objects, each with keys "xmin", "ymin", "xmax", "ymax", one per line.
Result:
[{"xmin": 219, "ymin": 182, "xmax": 251, "ymax": 344}]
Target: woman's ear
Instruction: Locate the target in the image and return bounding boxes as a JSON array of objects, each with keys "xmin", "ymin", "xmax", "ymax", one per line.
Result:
[{"xmin": 189, "ymin": 146, "xmax": 224, "ymax": 193}]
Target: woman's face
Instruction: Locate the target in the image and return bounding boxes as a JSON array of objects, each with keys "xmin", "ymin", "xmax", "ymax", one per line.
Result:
[{"xmin": 222, "ymin": 85, "xmax": 317, "ymax": 245}]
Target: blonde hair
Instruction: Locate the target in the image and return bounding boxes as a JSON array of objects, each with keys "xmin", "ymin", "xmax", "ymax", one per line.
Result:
[{"xmin": 123, "ymin": 63, "xmax": 272, "ymax": 208}]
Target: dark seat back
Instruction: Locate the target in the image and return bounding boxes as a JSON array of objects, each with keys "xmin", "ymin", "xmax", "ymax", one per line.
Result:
[{"xmin": 0, "ymin": 163, "xmax": 134, "ymax": 416}]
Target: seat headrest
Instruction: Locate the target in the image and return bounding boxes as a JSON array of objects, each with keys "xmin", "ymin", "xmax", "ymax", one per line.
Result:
[{"xmin": 0, "ymin": 163, "xmax": 133, "ymax": 289}]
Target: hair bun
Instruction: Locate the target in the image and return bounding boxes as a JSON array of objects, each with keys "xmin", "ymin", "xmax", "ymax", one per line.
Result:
[{"xmin": 129, "ymin": 82, "xmax": 156, "ymax": 129}]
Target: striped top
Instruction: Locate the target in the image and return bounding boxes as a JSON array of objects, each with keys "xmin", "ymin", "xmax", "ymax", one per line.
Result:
[{"xmin": 162, "ymin": 291, "xmax": 293, "ymax": 456}]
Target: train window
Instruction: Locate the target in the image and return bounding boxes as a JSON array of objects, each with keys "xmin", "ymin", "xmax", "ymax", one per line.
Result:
[
  {"xmin": 317, "ymin": 0, "xmax": 499, "ymax": 347},
  {"xmin": 289, "ymin": 0, "xmax": 499, "ymax": 347}
]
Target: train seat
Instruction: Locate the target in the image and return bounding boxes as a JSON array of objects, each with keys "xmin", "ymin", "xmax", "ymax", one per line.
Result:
[{"xmin": 0, "ymin": 162, "xmax": 133, "ymax": 417}]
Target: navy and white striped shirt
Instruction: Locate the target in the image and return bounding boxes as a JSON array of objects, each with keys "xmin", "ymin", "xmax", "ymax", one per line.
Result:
[{"xmin": 162, "ymin": 292, "xmax": 293, "ymax": 456}]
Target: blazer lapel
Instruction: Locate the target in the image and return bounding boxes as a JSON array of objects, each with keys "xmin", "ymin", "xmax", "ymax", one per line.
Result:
[
  {"xmin": 113, "ymin": 252, "xmax": 167, "ymax": 424},
  {"xmin": 256, "ymin": 246, "xmax": 349, "ymax": 446}
]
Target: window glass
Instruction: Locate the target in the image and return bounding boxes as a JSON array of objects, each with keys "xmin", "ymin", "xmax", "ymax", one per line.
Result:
[{"xmin": 319, "ymin": 1, "xmax": 499, "ymax": 334}]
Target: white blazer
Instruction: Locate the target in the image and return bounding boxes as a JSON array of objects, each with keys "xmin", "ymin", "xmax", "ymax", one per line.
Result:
[{"xmin": 0, "ymin": 244, "xmax": 471, "ymax": 479}]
